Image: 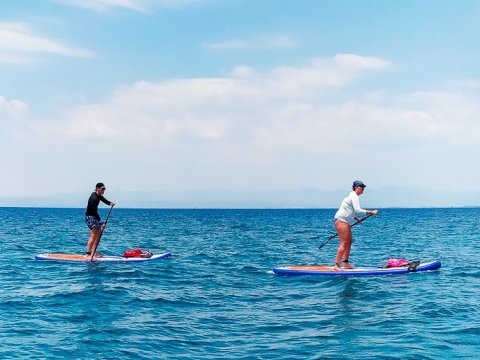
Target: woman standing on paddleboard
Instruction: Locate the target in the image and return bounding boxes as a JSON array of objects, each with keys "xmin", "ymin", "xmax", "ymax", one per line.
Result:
[
  {"xmin": 334, "ymin": 180, "xmax": 378, "ymax": 270},
  {"xmin": 85, "ymin": 182, "xmax": 115, "ymax": 256}
]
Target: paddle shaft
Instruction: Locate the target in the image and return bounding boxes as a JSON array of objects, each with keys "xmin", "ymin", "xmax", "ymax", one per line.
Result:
[
  {"xmin": 90, "ymin": 205, "xmax": 114, "ymax": 261},
  {"xmin": 318, "ymin": 213, "xmax": 374, "ymax": 250}
]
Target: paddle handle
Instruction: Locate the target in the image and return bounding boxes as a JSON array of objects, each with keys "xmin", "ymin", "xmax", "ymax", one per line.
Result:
[{"xmin": 90, "ymin": 205, "xmax": 114, "ymax": 261}]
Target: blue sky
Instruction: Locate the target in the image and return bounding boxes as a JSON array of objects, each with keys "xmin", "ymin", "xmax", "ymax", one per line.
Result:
[{"xmin": 1, "ymin": 0, "xmax": 480, "ymax": 207}]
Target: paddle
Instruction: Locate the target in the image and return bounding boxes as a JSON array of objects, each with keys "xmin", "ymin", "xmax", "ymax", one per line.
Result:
[
  {"xmin": 90, "ymin": 205, "xmax": 114, "ymax": 261},
  {"xmin": 318, "ymin": 213, "xmax": 374, "ymax": 250}
]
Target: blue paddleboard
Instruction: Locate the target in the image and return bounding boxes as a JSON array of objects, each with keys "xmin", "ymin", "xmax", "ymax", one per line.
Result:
[
  {"xmin": 272, "ymin": 260, "xmax": 441, "ymax": 276},
  {"xmin": 35, "ymin": 252, "xmax": 172, "ymax": 263}
]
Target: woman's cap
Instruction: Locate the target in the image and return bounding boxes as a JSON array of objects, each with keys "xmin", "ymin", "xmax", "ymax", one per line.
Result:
[{"xmin": 353, "ymin": 180, "xmax": 366, "ymax": 188}]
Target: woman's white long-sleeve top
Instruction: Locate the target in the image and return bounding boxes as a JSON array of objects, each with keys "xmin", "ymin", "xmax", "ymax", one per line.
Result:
[{"xmin": 334, "ymin": 191, "xmax": 367, "ymax": 225}]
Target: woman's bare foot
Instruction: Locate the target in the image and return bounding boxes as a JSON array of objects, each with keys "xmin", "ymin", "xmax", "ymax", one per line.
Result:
[{"xmin": 343, "ymin": 261, "xmax": 354, "ymax": 269}]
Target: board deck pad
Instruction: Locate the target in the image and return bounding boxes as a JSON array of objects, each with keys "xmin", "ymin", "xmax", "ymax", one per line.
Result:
[
  {"xmin": 272, "ymin": 260, "xmax": 441, "ymax": 276},
  {"xmin": 35, "ymin": 252, "xmax": 171, "ymax": 263}
]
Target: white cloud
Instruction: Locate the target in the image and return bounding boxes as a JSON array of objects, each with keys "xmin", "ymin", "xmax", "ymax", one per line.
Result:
[
  {"xmin": 0, "ymin": 22, "xmax": 92, "ymax": 63},
  {"xmin": 8, "ymin": 54, "xmax": 480, "ymax": 195},
  {"xmin": 229, "ymin": 65, "xmax": 255, "ymax": 78},
  {"xmin": 58, "ymin": 0, "xmax": 147, "ymax": 12},
  {"xmin": 57, "ymin": 0, "xmax": 205, "ymax": 12},
  {"xmin": 35, "ymin": 52, "xmax": 475, "ymax": 155},
  {"xmin": 404, "ymin": 90, "xmax": 480, "ymax": 145},
  {"xmin": 47, "ymin": 54, "xmax": 388, "ymax": 143},
  {"xmin": 332, "ymin": 53, "xmax": 390, "ymax": 70},
  {"xmin": 269, "ymin": 54, "xmax": 390, "ymax": 93},
  {"xmin": 0, "ymin": 96, "xmax": 28, "ymax": 119},
  {"xmin": 204, "ymin": 34, "xmax": 298, "ymax": 51}
]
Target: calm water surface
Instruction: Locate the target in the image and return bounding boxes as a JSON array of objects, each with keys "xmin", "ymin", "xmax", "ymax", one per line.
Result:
[{"xmin": 0, "ymin": 208, "xmax": 479, "ymax": 359}]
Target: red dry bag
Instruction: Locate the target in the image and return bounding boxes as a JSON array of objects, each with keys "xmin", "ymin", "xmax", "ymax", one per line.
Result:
[{"xmin": 123, "ymin": 248, "xmax": 142, "ymax": 257}]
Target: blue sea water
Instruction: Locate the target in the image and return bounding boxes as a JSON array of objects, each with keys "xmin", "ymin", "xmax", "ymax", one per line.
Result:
[{"xmin": 0, "ymin": 207, "xmax": 479, "ymax": 359}]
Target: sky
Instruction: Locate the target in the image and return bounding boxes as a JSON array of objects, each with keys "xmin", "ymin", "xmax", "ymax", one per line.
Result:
[{"xmin": 1, "ymin": 0, "xmax": 480, "ymax": 207}]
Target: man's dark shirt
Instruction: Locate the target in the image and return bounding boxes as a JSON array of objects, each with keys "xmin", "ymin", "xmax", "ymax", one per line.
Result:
[{"xmin": 85, "ymin": 192, "xmax": 112, "ymax": 221}]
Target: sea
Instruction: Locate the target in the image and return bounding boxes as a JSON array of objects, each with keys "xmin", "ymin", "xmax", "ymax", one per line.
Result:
[{"xmin": 0, "ymin": 207, "xmax": 479, "ymax": 359}]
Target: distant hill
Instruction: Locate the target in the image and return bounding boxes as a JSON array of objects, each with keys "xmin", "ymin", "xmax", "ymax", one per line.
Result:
[{"xmin": 1, "ymin": 187, "xmax": 480, "ymax": 208}]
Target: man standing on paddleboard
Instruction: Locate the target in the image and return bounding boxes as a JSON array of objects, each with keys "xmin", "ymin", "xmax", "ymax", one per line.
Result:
[
  {"xmin": 85, "ymin": 182, "xmax": 115, "ymax": 256},
  {"xmin": 333, "ymin": 180, "xmax": 378, "ymax": 270}
]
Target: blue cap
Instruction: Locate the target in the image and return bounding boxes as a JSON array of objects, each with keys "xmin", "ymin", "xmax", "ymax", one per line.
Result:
[{"xmin": 352, "ymin": 180, "xmax": 366, "ymax": 189}]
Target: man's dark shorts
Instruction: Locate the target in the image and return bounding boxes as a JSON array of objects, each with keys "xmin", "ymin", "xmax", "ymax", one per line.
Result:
[{"xmin": 85, "ymin": 216, "xmax": 102, "ymax": 230}]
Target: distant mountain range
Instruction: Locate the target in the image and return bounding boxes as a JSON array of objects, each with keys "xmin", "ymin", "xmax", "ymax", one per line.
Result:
[{"xmin": 1, "ymin": 187, "xmax": 479, "ymax": 208}]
